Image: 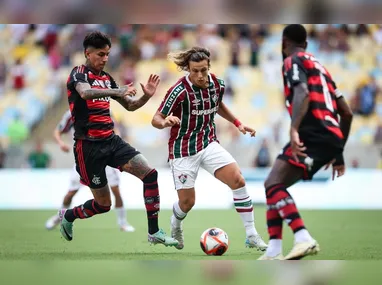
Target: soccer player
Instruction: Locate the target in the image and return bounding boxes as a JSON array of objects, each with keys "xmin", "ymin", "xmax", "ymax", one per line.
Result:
[
  {"xmin": 258, "ymin": 24, "xmax": 353, "ymax": 260},
  {"xmin": 151, "ymin": 46, "xmax": 267, "ymax": 251},
  {"xmin": 59, "ymin": 31, "xmax": 178, "ymax": 247},
  {"xmin": 45, "ymin": 110, "xmax": 135, "ymax": 232}
]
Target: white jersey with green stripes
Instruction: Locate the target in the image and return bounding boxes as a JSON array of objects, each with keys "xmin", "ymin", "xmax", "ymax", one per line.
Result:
[{"xmin": 158, "ymin": 73, "xmax": 225, "ymax": 159}]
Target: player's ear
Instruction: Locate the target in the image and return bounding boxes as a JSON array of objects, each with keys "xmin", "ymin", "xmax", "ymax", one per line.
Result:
[{"xmin": 304, "ymin": 41, "xmax": 308, "ymax": 50}]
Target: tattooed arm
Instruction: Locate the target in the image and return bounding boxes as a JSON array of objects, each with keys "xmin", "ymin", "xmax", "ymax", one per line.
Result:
[
  {"xmin": 75, "ymin": 82, "xmax": 135, "ymax": 100},
  {"xmin": 115, "ymin": 94, "xmax": 151, "ymax": 112},
  {"xmin": 116, "ymin": 74, "xmax": 160, "ymax": 112}
]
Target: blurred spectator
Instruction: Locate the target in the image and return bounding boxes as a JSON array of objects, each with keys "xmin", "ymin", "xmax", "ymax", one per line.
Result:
[
  {"xmin": 355, "ymin": 24, "xmax": 370, "ymax": 37},
  {"xmin": 48, "ymin": 43, "xmax": 62, "ymax": 71},
  {"xmin": 0, "ymin": 55, "xmax": 7, "ymax": 95},
  {"xmin": 107, "ymin": 34, "xmax": 122, "ymax": 71},
  {"xmin": 27, "ymin": 139, "xmax": 51, "ymax": 169},
  {"xmin": 351, "ymin": 159, "xmax": 359, "ymax": 168},
  {"xmin": 11, "ymin": 58, "xmax": 25, "ymax": 91},
  {"xmin": 0, "ymin": 142, "xmax": 5, "ymax": 168},
  {"xmin": 119, "ymin": 58, "xmax": 137, "ymax": 85},
  {"xmin": 373, "ymin": 25, "xmax": 382, "ymax": 45},
  {"xmin": 378, "ymin": 151, "xmax": 382, "ymax": 169},
  {"xmin": 5, "ymin": 114, "xmax": 29, "ymax": 168},
  {"xmin": 228, "ymin": 27, "xmax": 240, "ymax": 67},
  {"xmin": 253, "ymin": 138, "xmax": 271, "ymax": 168},
  {"xmin": 374, "ymin": 122, "xmax": 382, "ymax": 144},
  {"xmin": 352, "ymin": 76, "xmax": 380, "ymax": 116},
  {"xmin": 249, "ymin": 27, "xmax": 260, "ymax": 67}
]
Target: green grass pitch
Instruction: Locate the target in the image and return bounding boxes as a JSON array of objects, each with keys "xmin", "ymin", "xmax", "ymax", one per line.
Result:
[
  {"xmin": 1, "ymin": 208, "xmax": 382, "ymax": 285},
  {"xmin": 1, "ymin": 208, "xmax": 382, "ymax": 260}
]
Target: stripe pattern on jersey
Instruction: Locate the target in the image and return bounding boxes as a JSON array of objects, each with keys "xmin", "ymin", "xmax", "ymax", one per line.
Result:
[
  {"xmin": 283, "ymin": 52, "xmax": 344, "ymax": 145},
  {"xmin": 158, "ymin": 74, "xmax": 225, "ymax": 159},
  {"xmin": 67, "ymin": 65, "xmax": 117, "ymax": 141}
]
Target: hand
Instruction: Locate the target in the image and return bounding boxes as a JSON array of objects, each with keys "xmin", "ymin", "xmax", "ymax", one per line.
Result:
[
  {"xmin": 324, "ymin": 159, "xmax": 346, "ymax": 180},
  {"xmin": 290, "ymin": 128, "xmax": 307, "ymax": 162},
  {"xmin": 163, "ymin": 114, "xmax": 180, "ymax": 128},
  {"xmin": 237, "ymin": 124, "xmax": 256, "ymax": 137},
  {"xmin": 140, "ymin": 74, "xmax": 160, "ymax": 98},
  {"xmin": 118, "ymin": 83, "xmax": 137, "ymax": 98},
  {"xmin": 60, "ymin": 143, "xmax": 70, "ymax": 153}
]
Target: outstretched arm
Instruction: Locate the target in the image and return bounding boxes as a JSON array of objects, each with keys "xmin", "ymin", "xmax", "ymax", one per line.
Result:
[
  {"xmin": 75, "ymin": 82, "xmax": 135, "ymax": 100},
  {"xmin": 217, "ymin": 102, "xmax": 256, "ymax": 136},
  {"xmin": 116, "ymin": 74, "xmax": 160, "ymax": 112},
  {"xmin": 115, "ymin": 94, "xmax": 151, "ymax": 112},
  {"xmin": 53, "ymin": 129, "xmax": 70, "ymax": 153}
]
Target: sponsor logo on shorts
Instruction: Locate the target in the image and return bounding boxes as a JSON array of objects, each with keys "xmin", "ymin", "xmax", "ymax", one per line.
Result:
[
  {"xmin": 304, "ymin": 157, "xmax": 314, "ymax": 170},
  {"xmin": 178, "ymin": 174, "xmax": 188, "ymax": 184}
]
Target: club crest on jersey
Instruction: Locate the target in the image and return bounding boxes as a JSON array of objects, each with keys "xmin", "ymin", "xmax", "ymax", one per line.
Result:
[
  {"xmin": 178, "ymin": 174, "xmax": 188, "ymax": 184},
  {"xmin": 211, "ymin": 93, "xmax": 219, "ymax": 103}
]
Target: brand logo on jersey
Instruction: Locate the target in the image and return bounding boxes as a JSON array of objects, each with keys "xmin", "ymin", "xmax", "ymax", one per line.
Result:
[
  {"xmin": 93, "ymin": 97, "xmax": 111, "ymax": 103},
  {"xmin": 92, "ymin": 175, "xmax": 101, "ymax": 186},
  {"xmin": 192, "ymin": 99, "xmax": 201, "ymax": 106},
  {"xmin": 192, "ymin": 106, "xmax": 219, "ymax": 116},
  {"xmin": 178, "ymin": 174, "xmax": 188, "ymax": 184},
  {"xmin": 92, "ymin": 79, "xmax": 111, "ymax": 89},
  {"xmin": 166, "ymin": 85, "xmax": 183, "ymax": 108}
]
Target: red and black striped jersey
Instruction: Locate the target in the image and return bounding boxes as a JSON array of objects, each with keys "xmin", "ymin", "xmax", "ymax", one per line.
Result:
[
  {"xmin": 282, "ymin": 51, "xmax": 344, "ymax": 148},
  {"xmin": 67, "ymin": 65, "xmax": 118, "ymax": 141}
]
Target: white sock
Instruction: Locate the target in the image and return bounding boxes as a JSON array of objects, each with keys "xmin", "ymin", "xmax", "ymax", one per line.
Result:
[
  {"xmin": 115, "ymin": 207, "xmax": 127, "ymax": 226},
  {"xmin": 232, "ymin": 186, "xmax": 258, "ymax": 237},
  {"xmin": 172, "ymin": 201, "xmax": 186, "ymax": 228},
  {"xmin": 265, "ymin": 239, "xmax": 282, "ymax": 257},
  {"xmin": 294, "ymin": 229, "xmax": 313, "ymax": 243}
]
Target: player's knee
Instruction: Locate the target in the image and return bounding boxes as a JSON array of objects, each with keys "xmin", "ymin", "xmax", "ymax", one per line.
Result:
[{"xmin": 231, "ymin": 174, "xmax": 246, "ymax": 189}]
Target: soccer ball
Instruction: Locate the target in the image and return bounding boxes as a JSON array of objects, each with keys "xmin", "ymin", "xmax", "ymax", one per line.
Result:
[{"xmin": 200, "ymin": 227, "xmax": 229, "ymax": 256}]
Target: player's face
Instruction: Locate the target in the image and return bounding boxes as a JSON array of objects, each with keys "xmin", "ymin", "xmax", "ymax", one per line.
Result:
[
  {"xmin": 86, "ymin": 46, "xmax": 110, "ymax": 72},
  {"xmin": 189, "ymin": 60, "xmax": 209, "ymax": 88}
]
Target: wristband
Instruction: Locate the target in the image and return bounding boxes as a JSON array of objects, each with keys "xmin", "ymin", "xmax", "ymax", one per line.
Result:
[{"xmin": 233, "ymin": 119, "xmax": 241, "ymax": 127}]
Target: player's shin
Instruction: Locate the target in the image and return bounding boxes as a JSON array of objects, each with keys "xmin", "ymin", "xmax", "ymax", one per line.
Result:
[
  {"xmin": 265, "ymin": 184, "xmax": 284, "ymax": 256},
  {"xmin": 232, "ymin": 186, "xmax": 258, "ymax": 237},
  {"xmin": 172, "ymin": 201, "xmax": 187, "ymax": 228},
  {"xmin": 64, "ymin": 199, "xmax": 111, "ymax": 222},
  {"xmin": 267, "ymin": 184, "xmax": 313, "ymax": 242},
  {"xmin": 115, "ymin": 207, "xmax": 127, "ymax": 226},
  {"xmin": 142, "ymin": 169, "xmax": 160, "ymax": 234}
]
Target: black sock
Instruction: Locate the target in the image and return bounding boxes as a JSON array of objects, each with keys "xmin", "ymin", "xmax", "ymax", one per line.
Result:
[
  {"xmin": 64, "ymin": 199, "xmax": 110, "ymax": 223},
  {"xmin": 143, "ymin": 169, "xmax": 160, "ymax": 234}
]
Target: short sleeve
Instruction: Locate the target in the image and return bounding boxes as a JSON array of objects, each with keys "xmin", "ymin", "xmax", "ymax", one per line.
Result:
[
  {"xmin": 67, "ymin": 66, "xmax": 89, "ymax": 90},
  {"xmin": 285, "ymin": 56, "xmax": 308, "ymax": 86},
  {"xmin": 56, "ymin": 110, "xmax": 73, "ymax": 134},
  {"xmin": 158, "ymin": 83, "xmax": 185, "ymax": 116}
]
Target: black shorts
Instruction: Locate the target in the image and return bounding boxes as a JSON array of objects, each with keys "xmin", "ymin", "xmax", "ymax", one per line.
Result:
[
  {"xmin": 277, "ymin": 142, "xmax": 342, "ymax": 180},
  {"xmin": 73, "ymin": 135, "xmax": 140, "ymax": 188}
]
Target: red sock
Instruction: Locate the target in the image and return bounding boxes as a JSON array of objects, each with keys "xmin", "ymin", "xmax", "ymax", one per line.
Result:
[{"xmin": 266, "ymin": 184, "xmax": 305, "ymax": 234}]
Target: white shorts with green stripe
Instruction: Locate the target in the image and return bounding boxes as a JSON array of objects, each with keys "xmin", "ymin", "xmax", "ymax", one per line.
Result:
[{"xmin": 169, "ymin": 142, "xmax": 236, "ymax": 191}]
